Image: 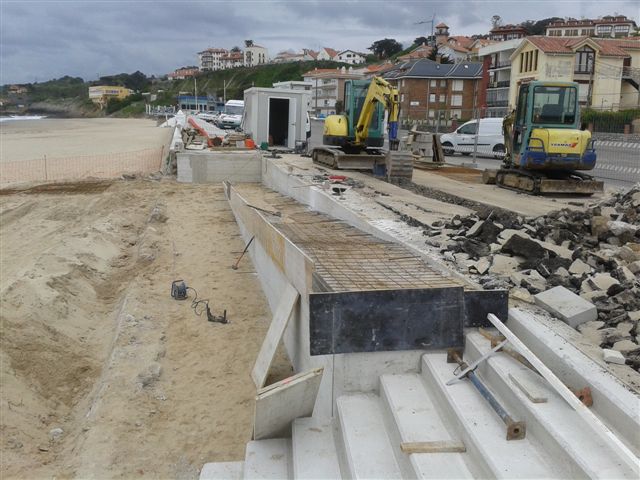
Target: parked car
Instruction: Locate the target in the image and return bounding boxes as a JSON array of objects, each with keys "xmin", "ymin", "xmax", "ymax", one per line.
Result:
[
  {"xmin": 218, "ymin": 100, "xmax": 244, "ymax": 129},
  {"xmin": 440, "ymin": 118, "xmax": 505, "ymax": 158}
]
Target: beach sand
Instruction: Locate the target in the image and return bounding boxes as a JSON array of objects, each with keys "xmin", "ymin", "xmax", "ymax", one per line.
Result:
[{"xmin": 0, "ymin": 118, "xmax": 172, "ymax": 162}]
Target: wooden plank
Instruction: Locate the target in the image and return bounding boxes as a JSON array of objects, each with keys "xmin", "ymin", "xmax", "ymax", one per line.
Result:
[
  {"xmin": 400, "ymin": 441, "xmax": 466, "ymax": 454},
  {"xmin": 487, "ymin": 313, "xmax": 639, "ymax": 472},
  {"xmin": 251, "ymin": 283, "xmax": 299, "ymax": 388},
  {"xmin": 254, "ymin": 368, "xmax": 324, "ymax": 440},
  {"xmin": 508, "ymin": 373, "xmax": 548, "ymax": 404}
]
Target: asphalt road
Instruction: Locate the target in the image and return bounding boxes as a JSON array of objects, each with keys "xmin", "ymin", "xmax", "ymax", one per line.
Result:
[{"xmin": 309, "ymin": 120, "xmax": 639, "ymax": 189}]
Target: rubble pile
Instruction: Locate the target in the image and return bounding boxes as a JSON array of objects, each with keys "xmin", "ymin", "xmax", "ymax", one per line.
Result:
[{"xmin": 425, "ymin": 186, "xmax": 640, "ymax": 370}]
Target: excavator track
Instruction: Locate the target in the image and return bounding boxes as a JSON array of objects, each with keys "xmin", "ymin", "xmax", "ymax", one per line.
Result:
[
  {"xmin": 312, "ymin": 147, "xmax": 413, "ymax": 180},
  {"xmin": 487, "ymin": 168, "xmax": 603, "ymax": 195}
]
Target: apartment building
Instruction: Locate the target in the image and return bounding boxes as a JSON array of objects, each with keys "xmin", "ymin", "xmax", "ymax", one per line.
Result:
[
  {"xmin": 88, "ymin": 85, "xmax": 133, "ymax": 107},
  {"xmin": 489, "ymin": 24, "xmax": 528, "ymax": 42},
  {"xmin": 509, "ymin": 36, "xmax": 640, "ymax": 110},
  {"xmin": 198, "ymin": 48, "xmax": 228, "ymax": 71},
  {"xmin": 384, "ymin": 58, "xmax": 483, "ymax": 122},
  {"xmin": 336, "ymin": 50, "xmax": 366, "ymax": 65},
  {"xmin": 244, "ymin": 44, "xmax": 269, "ymax": 67},
  {"xmin": 478, "ymin": 38, "xmax": 525, "ymax": 117},
  {"xmin": 546, "ymin": 16, "xmax": 637, "ymax": 38},
  {"xmin": 302, "ymin": 67, "xmax": 364, "ymax": 116},
  {"xmin": 168, "ymin": 67, "xmax": 199, "ymax": 80},
  {"xmin": 221, "ymin": 51, "xmax": 244, "ymax": 69}
]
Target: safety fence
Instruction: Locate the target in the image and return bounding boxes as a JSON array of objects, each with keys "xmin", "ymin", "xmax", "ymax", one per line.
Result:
[{"xmin": 0, "ymin": 146, "xmax": 165, "ymax": 185}]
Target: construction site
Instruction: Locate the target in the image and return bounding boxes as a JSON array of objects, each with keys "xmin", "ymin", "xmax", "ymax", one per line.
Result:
[{"xmin": 1, "ymin": 73, "xmax": 640, "ymax": 480}]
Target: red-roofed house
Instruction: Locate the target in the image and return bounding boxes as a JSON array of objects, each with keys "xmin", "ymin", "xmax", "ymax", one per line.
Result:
[
  {"xmin": 398, "ymin": 43, "xmax": 433, "ymax": 62},
  {"xmin": 509, "ymin": 36, "xmax": 640, "ymax": 110},
  {"xmin": 317, "ymin": 48, "xmax": 339, "ymax": 61}
]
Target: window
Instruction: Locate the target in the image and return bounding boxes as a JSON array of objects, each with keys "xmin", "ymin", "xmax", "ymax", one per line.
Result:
[
  {"xmin": 429, "ymin": 93, "xmax": 436, "ymax": 103},
  {"xmin": 440, "ymin": 80, "xmax": 447, "ymax": 87},
  {"xmin": 534, "ymin": 50, "xmax": 538, "ymax": 71},
  {"xmin": 400, "ymin": 94, "xmax": 405, "ymax": 102},
  {"xmin": 451, "ymin": 94, "xmax": 462, "ymax": 106},
  {"xmin": 439, "ymin": 94, "xmax": 446, "ymax": 103},
  {"xmin": 519, "ymin": 53, "xmax": 524, "ymax": 73},
  {"xmin": 614, "ymin": 25, "xmax": 629, "ymax": 32},
  {"xmin": 428, "ymin": 110, "xmax": 435, "ymax": 118},
  {"xmin": 430, "ymin": 79, "xmax": 437, "ymax": 87},
  {"xmin": 401, "ymin": 79, "xmax": 405, "ymax": 87},
  {"xmin": 596, "ymin": 25, "xmax": 612, "ymax": 36},
  {"xmin": 575, "ymin": 46, "xmax": 595, "ymax": 73},
  {"xmin": 458, "ymin": 122, "xmax": 477, "ymax": 134},
  {"xmin": 531, "ymin": 85, "xmax": 577, "ymax": 125},
  {"xmin": 451, "ymin": 109, "xmax": 461, "ymax": 119},
  {"xmin": 452, "ymin": 80, "xmax": 463, "ymax": 91}
]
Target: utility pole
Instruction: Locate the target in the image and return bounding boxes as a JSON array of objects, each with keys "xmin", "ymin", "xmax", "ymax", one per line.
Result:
[
  {"xmin": 194, "ymin": 77, "xmax": 198, "ymax": 113},
  {"xmin": 223, "ymin": 79, "xmax": 227, "ymax": 104},
  {"xmin": 415, "ymin": 13, "xmax": 436, "ymax": 45}
]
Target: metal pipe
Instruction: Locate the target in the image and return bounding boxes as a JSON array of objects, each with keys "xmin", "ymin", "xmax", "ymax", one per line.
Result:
[{"xmin": 451, "ymin": 351, "xmax": 526, "ymax": 440}]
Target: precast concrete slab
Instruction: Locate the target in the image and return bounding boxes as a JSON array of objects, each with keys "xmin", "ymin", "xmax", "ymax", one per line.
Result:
[
  {"xmin": 243, "ymin": 439, "xmax": 292, "ymax": 479},
  {"xmin": 464, "ymin": 332, "xmax": 639, "ymax": 478},
  {"xmin": 199, "ymin": 461, "xmax": 244, "ymax": 480},
  {"xmin": 534, "ymin": 286, "xmax": 597, "ymax": 328},
  {"xmin": 291, "ymin": 418, "xmax": 342, "ymax": 479},
  {"xmin": 507, "ymin": 308, "xmax": 640, "ymax": 457}
]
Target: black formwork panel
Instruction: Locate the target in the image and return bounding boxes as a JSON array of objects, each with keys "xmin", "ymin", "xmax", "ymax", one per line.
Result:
[{"xmin": 309, "ymin": 287, "xmax": 465, "ymax": 355}]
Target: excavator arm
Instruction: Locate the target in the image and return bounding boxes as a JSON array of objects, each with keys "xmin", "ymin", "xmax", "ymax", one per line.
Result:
[{"xmin": 354, "ymin": 76, "xmax": 400, "ymax": 148}]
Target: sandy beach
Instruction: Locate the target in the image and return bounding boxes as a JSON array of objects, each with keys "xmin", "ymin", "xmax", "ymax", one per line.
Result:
[{"xmin": 0, "ymin": 118, "xmax": 172, "ymax": 162}]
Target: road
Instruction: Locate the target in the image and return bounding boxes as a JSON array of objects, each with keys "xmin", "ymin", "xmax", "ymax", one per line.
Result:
[{"xmin": 309, "ymin": 120, "xmax": 639, "ymax": 189}]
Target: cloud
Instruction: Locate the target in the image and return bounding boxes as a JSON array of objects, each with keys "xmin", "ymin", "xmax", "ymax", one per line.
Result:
[{"xmin": 1, "ymin": 0, "xmax": 637, "ymax": 84}]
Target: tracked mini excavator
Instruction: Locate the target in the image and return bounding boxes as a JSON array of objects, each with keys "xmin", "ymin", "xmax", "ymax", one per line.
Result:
[
  {"xmin": 484, "ymin": 81, "xmax": 603, "ymax": 195},
  {"xmin": 312, "ymin": 76, "xmax": 413, "ymax": 179}
]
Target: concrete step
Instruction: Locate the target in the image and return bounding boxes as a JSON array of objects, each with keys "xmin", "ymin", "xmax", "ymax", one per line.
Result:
[
  {"xmin": 464, "ymin": 332, "xmax": 639, "ymax": 479},
  {"xmin": 243, "ymin": 438, "xmax": 292, "ymax": 480},
  {"xmin": 379, "ymin": 373, "xmax": 476, "ymax": 479},
  {"xmin": 336, "ymin": 393, "xmax": 401, "ymax": 479},
  {"xmin": 421, "ymin": 352, "xmax": 570, "ymax": 478},
  {"xmin": 292, "ymin": 417, "xmax": 342, "ymax": 479},
  {"xmin": 200, "ymin": 461, "xmax": 244, "ymax": 480}
]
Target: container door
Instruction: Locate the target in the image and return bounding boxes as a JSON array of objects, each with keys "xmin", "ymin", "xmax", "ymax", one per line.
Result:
[{"xmin": 288, "ymin": 98, "xmax": 297, "ymax": 148}]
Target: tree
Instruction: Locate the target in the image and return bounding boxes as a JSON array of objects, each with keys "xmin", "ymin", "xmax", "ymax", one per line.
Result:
[
  {"xmin": 413, "ymin": 36, "xmax": 429, "ymax": 46},
  {"xmin": 368, "ymin": 38, "xmax": 403, "ymax": 59},
  {"xmin": 244, "ymin": 39, "xmax": 254, "ymax": 47},
  {"xmin": 231, "ymin": 46, "xmax": 242, "ymax": 53},
  {"xmin": 491, "ymin": 15, "xmax": 502, "ymax": 29},
  {"xmin": 521, "ymin": 17, "xmax": 563, "ymax": 35},
  {"xmin": 427, "ymin": 45, "xmax": 453, "ymax": 64}
]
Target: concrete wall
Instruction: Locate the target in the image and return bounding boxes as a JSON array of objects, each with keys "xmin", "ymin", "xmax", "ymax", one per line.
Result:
[{"xmin": 177, "ymin": 150, "xmax": 262, "ymax": 183}]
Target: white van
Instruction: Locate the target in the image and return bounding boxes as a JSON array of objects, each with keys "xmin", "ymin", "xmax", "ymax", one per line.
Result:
[
  {"xmin": 440, "ymin": 118, "xmax": 505, "ymax": 158},
  {"xmin": 218, "ymin": 100, "xmax": 244, "ymax": 129}
]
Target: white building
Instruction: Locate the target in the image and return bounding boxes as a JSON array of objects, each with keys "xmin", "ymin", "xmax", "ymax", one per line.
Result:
[
  {"xmin": 546, "ymin": 15, "xmax": 637, "ymax": 38},
  {"xmin": 244, "ymin": 44, "xmax": 269, "ymax": 67},
  {"xmin": 336, "ymin": 50, "xmax": 366, "ymax": 65},
  {"xmin": 478, "ymin": 38, "xmax": 524, "ymax": 117},
  {"xmin": 316, "ymin": 47, "xmax": 339, "ymax": 61},
  {"xmin": 273, "ymin": 81, "xmax": 313, "ymax": 91},
  {"xmin": 198, "ymin": 48, "xmax": 228, "ymax": 71}
]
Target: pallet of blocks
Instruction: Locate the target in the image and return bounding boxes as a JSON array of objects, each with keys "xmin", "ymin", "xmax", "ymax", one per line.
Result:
[{"xmin": 402, "ymin": 127, "xmax": 445, "ymax": 170}]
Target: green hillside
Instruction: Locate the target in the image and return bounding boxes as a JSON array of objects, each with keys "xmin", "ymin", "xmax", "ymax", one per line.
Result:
[{"xmin": 153, "ymin": 60, "xmax": 353, "ymax": 103}]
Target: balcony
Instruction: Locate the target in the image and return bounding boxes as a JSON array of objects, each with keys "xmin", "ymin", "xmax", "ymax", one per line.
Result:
[
  {"xmin": 489, "ymin": 60, "xmax": 512, "ymax": 69},
  {"xmin": 488, "ymin": 80, "xmax": 510, "ymax": 89}
]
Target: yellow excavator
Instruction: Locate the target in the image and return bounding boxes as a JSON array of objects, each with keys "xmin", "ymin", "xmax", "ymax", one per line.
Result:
[
  {"xmin": 485, "ymin": 80, "xmax": 603, "ymax": 195},
  {"xmin": 312, "ymin": 76, "xmax": 412, "ymax": 179}
]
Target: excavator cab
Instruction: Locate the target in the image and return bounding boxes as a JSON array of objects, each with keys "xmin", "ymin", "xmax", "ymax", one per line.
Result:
[{"xmin": 488, "ymin": 80, "xmax": 602, "ymax": 194}]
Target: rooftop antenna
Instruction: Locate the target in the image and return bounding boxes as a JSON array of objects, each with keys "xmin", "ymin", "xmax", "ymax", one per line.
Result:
[{"xmin": 415, "ymin": 13, "xmax": 436, "ymax": 45}]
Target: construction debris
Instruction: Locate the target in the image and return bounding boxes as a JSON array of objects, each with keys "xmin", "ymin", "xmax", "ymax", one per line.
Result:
[{"xmin": 423, "ymin": 185, "xmax": 640, "ymax": 370}]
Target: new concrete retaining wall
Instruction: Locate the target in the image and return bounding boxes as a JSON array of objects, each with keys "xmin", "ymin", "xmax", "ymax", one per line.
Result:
[{"xmin": 177, "ymin": 150, "xmax": 262, "ymax": 183}]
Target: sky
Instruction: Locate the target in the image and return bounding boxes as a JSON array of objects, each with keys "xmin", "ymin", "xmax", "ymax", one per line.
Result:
[{"xmin": 1, "ymin": 0, "xmax": 639, "ymax": 84}]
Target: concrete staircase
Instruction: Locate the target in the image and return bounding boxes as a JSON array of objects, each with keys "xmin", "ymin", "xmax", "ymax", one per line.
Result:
[{"xmin": 201, "ymin": 333, "xmax": 638, "ymax": 479}]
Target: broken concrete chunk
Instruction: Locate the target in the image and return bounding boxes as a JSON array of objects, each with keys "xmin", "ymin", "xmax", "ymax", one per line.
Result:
[
  {"xmin": 466, "ymin": 220, "xmax": 484, "ymax": 237},
  {"xmin": 580, "ymin": 290, "xmax": 608, "ymax": 303},
  {"xmin": 510, "ymin": 287, "xmax": 534, "ymax": 304},
  {"xmin": 569, "ymin": 259, "xmax": 591, "ymax": 276},
  {"xmin": 628, "ymin": 311, "xmax": 640, "ymax": 322},
  {"xmin": 489, "ymin": 255, "xmax": 520, "ymax": 276},
  {"xmin": 498, "ymin": 229, "xmax": 530, "ymax": 245},
  {"xmin": 603, "ymin": 348, "xmax": 626, "ymax": 365},
  {"xmin": 628, "ymin": 261, "xmax": 640, "ymax": 274},
  {"xmin": 473, "ymin": 257, "xmax": 491, "ymax": 275},
  {"xmin": 555, "ymin": 267, "xmax": 570, "ymax": 278},
  {"xmin": 589, "ymin": 273, "xmax": 620, "ymax": 292},
  {"xmin": 461, "ymin": 239, "xmax": 490, "ymax": 259},
  {"xmin": 608, "ymin": 220, "xmax": 638, "ymax": 238},
  {"xmin": 615, "ymin": 321, "xmax": 634, "ymax": 337},
  {"xmin": 612, "ymin": 339, "xmax": 640, "ymax": 355},
  {"xmin": 501, "ymin": 234, "xmax": 547, "ymax": 261},
  {"xmin": 617, "ymin": 245, "xmax": 640, "ymax": 263},
  {"xmin": 591, "ymin": 216, "xmax": 609, "ymax": 237},
  {"xmin": 534, "ymin": 286, "xmax": 597, "ymax": 328}
]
